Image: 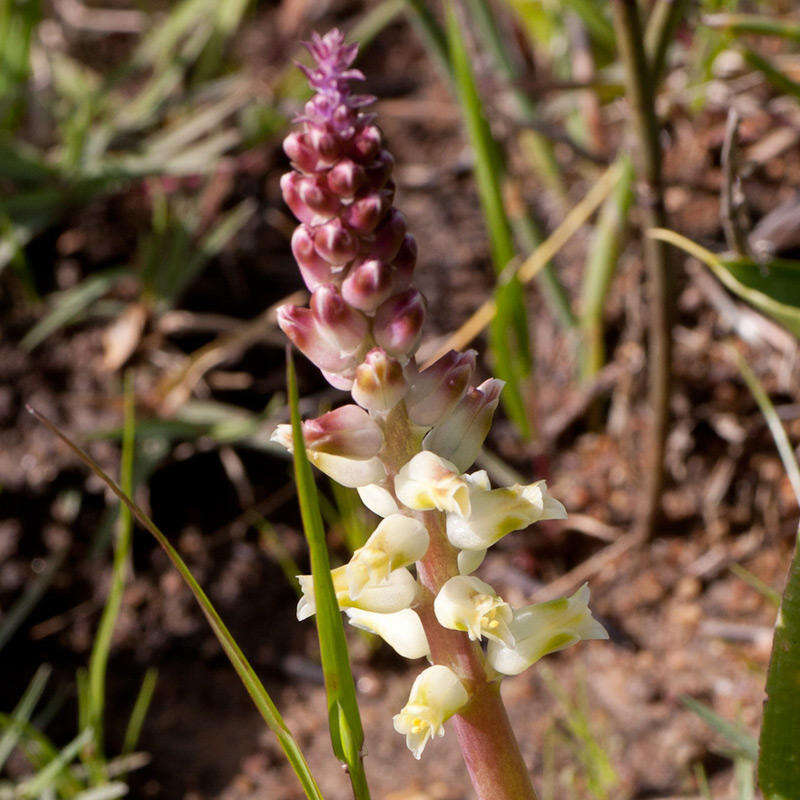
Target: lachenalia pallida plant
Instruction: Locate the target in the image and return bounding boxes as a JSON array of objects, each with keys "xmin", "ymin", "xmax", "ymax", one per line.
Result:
[{"xmin": 272, "ymin": 30, "xmax": 607, "ymax": 800}]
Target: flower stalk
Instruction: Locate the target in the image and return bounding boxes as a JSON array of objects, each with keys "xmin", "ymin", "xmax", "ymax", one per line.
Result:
[{"xmin": 274, "ymin": 30, "xmax": 606, "ymax": 800}]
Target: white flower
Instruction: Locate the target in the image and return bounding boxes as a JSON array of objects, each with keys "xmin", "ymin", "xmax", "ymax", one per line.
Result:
[
  {"xmin": 345, "ymin": 608, "xmax": 430, "ymax": 660},
  {"xmin": 445, "ymin": 477, "xmax": 566, "ymax": 551},
  {"xmin": 487, "ymin": 584, "xmax": 608, "ymax": 676},
  {"xmin": 357, "ymin": 482, "xmax": 399, "ymax": 517},
  {"xmin": 393, "ymin": 665, "xmax": 469, "ymax": 759},
  {"xmin": 296, "ymin": 565, "xmax": 418, "ymax": 621},
  {"xmin": 347, "ymin": 515, "xmax": 429, "ymax": 598},
  {"xmin": 434, "ymin": 576, "xmax": 514, "ymax": 646},
  {"xmin": 394, "ymin": 451, "xmax": 470, "ymax": 516}
]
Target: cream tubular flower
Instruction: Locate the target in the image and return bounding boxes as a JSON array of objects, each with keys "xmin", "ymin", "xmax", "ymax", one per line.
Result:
[
  {"xmin": 271, "ymin": 405, "xmax": 386, "ymax": 488},
  {"xmin": 434, "ymin": 576, "xmax": 514, "ymax": 646},
  {"xmin": 446, "ymin": 478, "xmax": 566, "ymax": 551},
  {"xmin": 347, "ymin": 514, "xmax": 429, "ymax": 598},
  {"xmin": 394, "ymin": 451, "xmax": 470, "ymax": 516},
  {"xmin": 345, "ymin": 608, "xmax": 430, "ymax": 659},
  {"xmin": 487, "ymin": 584, "xmax": 608, "ymax": 676},
  {"xmin": 393, "ymin": 665, "xmax": 469, "ymax": 759},
  {"xmin": 297, "ymin": 564, "xmax": 418, "ymax": 620}
]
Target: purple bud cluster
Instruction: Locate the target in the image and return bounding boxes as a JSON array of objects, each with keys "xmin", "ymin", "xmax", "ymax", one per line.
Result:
[{"xmin": 278, "ymin": 30, "xmax": 424, "ymax": 390}]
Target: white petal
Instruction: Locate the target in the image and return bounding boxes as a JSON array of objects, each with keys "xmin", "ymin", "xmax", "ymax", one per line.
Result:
[
  {"xmin": 446, "ymin": 479, "xmax": 566, "ymax": 550},
  {"xmin": 395, "ymin": 451, "xmax": 470, "ymax": 515},
  {"xmin": 457, "ymin": 548, "xmax": 487, "ymax": 575},
  {"xmin": 487, "ymin": 583, "xmax": 608, "ymax": 676},
  {"xmin": 345, "ymin": 608, "xmax": 430, "ymax": 659},
  {"xmin": 309, "ymin": 452, "xmax": 386, "ymax": 487},
  {"xmin": 357, "ymin": 483, "xmax": 400, "ymax": 517},
  {"xmin": 296, "ymin": 565, "xmax": 419, "ymax": 619},
  {"xmin": 347, "ymin": 515, "xmax": 429, "ymax": 597}
]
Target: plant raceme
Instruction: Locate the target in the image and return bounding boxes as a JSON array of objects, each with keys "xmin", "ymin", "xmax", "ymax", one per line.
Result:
[{"xmin": 272, "ymin": 28, "xmax": 607, "ymax": 781}]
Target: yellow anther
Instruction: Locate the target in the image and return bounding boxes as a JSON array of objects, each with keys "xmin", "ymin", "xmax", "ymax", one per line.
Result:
[{"xmin": 487, "ymin": 619, "xmax": 500, "ymax": 629}]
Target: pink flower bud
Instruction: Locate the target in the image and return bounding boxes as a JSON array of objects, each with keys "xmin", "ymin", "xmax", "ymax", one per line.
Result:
[
  {"xmin": 373, "ymin": 288, "xmax": 425, "ymax": 357},
  {"xmin": 277, "ymin": 304, "xmax": 354, "ymax": 373},
  {"xmin": 363, "ymin": 150, "xmax": 394, "ymax": 189},
  {"xmin": 307, "ymin": 126, "xmax": 341, "ymax": 166},
  {"xmin": 281, "ymin": 173, "xmax": 340, "ymax": 225},
  {"xmin": 390, "ymin": 234, "xmax": 417, "ymax": 293},
  {"xmin": 424, "ymin": 378, "xmax": 505, "ymax": 471},
  {"xmin": 369, "ymin": 209, "xmax": 406, "ymax": 262},
  {"xmin": 352, "ymin": 348, "xmax": 407, "ymax": 412},
  {"xmin": 310, "ymin": 285, "xmax": 369, "ymax": 354},
  {"xmin": 405, "ymin": 350, "xmax": 476, "ymax": 426},
  {"xmin": 283, "ymin": 131, "xmax": 319, "ymax": 173},
  {"xmin": 292, "ymin": 226, "xmax": 341, "ymax": 290},
  {"xmin": 314, "ymin": 217, "xmax": 358, "ymax": 265},
  {"xmin": 302, "ymin": 404, "xmax": 384, "ymax": 458},
  {"xmin": 350, "ymin": 124, "xmax": 381, "ymax": 162},
  {"xmin": 344, "ymin": 186, "xmax": 393, "ymax": 234},
  {"xmin": 342, "ymin": 259, "xmax": 393, "ymax": 312},
  {"xmin": 327, "ymin": 159, "xmax": 366, "ymax": 198}
]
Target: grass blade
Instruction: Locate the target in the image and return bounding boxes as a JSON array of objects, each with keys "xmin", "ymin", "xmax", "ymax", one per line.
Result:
[
  {"xmin": 122, "ymin": 668, "xmax": 158, "ymax": 756},
  {"xmin": 286, "ymin": 350, "xmax": 370, "ymax": 800},
  {"xmin": 16, "ymin": 728, "xmax": 94, "ymax": 799},
  {"xmin": 742, "ymin": 48, "xmax": 800, "ymax": 103},
  {"xmin": 703, "ymin": 14, "xmax": 800, "ymax": 43},
  {"xmin": 730, "ymin": 346, "xmax": 800, "ymax": 505},
  {"xmin": 423, "ymin": 160, "xmax": 622, "ymax": 367},
  {"xmin": 87, "ymin": 372, "xmax": 136, "ymax": 762},
  {"xmin": 27, "ymin": 406, "xmax": 325, "ymax": 800},
  {"xmin": 21, "ymin": 270, "xmax": 123, "ymax": 352},
  {"xmin": 758, "ymin": 525, "xmax": 800, "ymax": 799},
  {"xmin": 0, "ymin": 666, "xmax": 51, "ymax": 771},
  {"xmin": 580, "ymin": 154, "xmax": 635, "ymax": 381},
  {"xmin": 681, "ymin": 696, "xmax": 758, "ymax": 761},
  {"xmin": 74, "ymin": 784, "xmax": 129, "ymax": 800},
  {"xmin": 729, "ymin": 349, "xmax": 800, "ymax": 799},
  {"xmin": 445, "ymin": 0, "xmax": 532, "ymax": 437}
]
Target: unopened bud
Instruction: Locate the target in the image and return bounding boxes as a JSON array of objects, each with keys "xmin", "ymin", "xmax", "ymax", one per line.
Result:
[
  {"xmin": 373, "ymin": 288, "xmax": 425, "ymax": 357},
  {"xmin": 283, "ymin": 131, "xmax": 320, "ymax": 173},
  {"xmin": 352, "ymin": 348, "xmax": 407, "ymax": 412},
  {"xmin": 390, "ymin": 234, "xmax": 417, "ymax": 293},
  {"xmin": 310, "ymin": 285, "xmax": 369, "ymax": 354},
  {"xmin": 342, "ymin": 259, "xmax": 393, "ymax": 312},
  {"xmin": 301, "ymin": 404, "xmax": 383, "ymax": 458},
  {"xmin": 423, "ymin": 378, "xmax": 504, "ymax": 471},
  {"xmin": 327, "ymin": 158, "xmax": 366, "ymax": 198},
  {"xmin": 291, "ymin": 226, "xmax": 341, "ymax": 290},
  {"xmin": 370, "ymin": 209, "xmax": 406, "ymax": 262},
  {"xmin": 350, "ymin": 124, "xmax": 381, "ymax": 162},
  {"xmin": 405, "ymin": 350, "xmax": 476, "ymax": 426},
  {"xmin": 314, "ymin": 217, "xmax": 358, "ymax": 265},
  {"xmin": 344, "ymin": 186, "xmax": 393, "ymax": 234},
  {"xmin": 307, "ymin": 126, "xmax": 341, "ymax": 166},
  {"xmin": 364, "ymin": 149, "xmax": 394, "ymax": 189}
]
